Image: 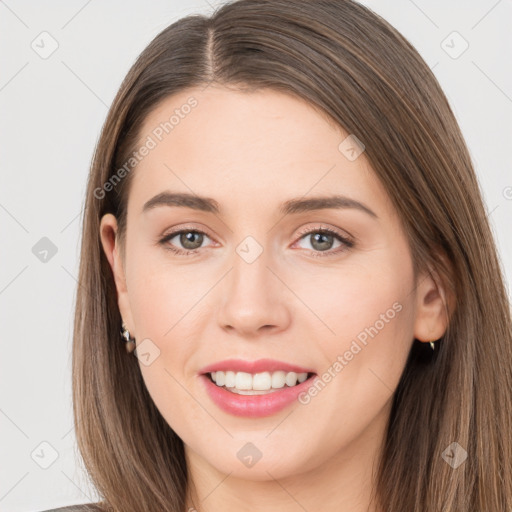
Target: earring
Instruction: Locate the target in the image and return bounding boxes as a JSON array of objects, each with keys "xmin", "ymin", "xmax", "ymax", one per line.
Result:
[
  {"xmin": 429, "ymin": 340, "xmax": 436, "ymax": 351},
  {"xmin": 120, "ymin": 322, "xmax": 136, "ymax": 353}
]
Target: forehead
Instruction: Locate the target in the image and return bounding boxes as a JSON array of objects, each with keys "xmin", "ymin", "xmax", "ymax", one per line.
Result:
[{"xmin": 128, "ymin": 86, "xmax": 390, "ymax": 219}]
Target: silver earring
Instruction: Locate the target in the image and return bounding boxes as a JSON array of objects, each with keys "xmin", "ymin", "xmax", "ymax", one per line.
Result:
[
  {"xmin": 429, "ymin": 340, "xmax": 436, "ymax": 351},
  {"xmin": 120, "ymin": 322, "xmax": 136, "ymax": 353}
]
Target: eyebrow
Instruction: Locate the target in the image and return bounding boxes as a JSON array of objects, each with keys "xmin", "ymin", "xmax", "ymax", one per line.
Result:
[{"xmin": 142, "ymin": 192, "xmax": 378, "ymax": 219}]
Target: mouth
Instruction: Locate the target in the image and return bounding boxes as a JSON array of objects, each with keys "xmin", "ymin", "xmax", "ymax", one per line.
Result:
[
  {"xmin": 204, "ymin": 370, "xmax": 317, "ymax": 395},
  {"xmin": 200, "ymin": 369, "xmax": 319, "ymax": 418}
]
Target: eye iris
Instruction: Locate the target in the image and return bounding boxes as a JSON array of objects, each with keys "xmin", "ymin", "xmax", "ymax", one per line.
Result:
[
  {"xmin": 310, "ymin": 232, "xmax": 333, "ymax": 251},
  {"xmin": 180, "ymin": 231, "xmax": 203, "ymax": 250}
]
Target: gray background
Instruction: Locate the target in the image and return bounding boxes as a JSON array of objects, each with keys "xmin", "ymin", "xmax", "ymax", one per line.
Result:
[{"xmin": 1, "ymin": 1, "xmax": 511, "ymax": 510}]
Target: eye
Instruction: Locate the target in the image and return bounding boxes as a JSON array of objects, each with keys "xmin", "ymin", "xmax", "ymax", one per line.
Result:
[
  {"xmin": 293, "ymin": 225, "xmax": 354, "ymax": 257},
  {"xmin": 159, "ymin": 227, "xmax": 215, "ymax": 256},
  {"xmin": 158, "ymin": 224, "xmax": 354, "ymax": 257}
]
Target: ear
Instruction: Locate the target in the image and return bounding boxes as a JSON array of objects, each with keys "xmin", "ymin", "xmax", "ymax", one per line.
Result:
[
  {"xmin": 99, "ymin": 213, "xmax": 135, "ymax": 334},
  {"xmin": 413, "ymin": 262, "xmax": 451, "ymax": 344}
]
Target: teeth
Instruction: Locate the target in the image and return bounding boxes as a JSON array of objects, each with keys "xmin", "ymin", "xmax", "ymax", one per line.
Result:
[{"xmin": 209, "ymin": 370, "xmax": 309, "ymax": 391}]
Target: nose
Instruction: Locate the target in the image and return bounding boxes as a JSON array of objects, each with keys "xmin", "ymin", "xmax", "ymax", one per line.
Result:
[{"xmin": 216, "ymin": 245, "xmax": 291, "ymax": 337}]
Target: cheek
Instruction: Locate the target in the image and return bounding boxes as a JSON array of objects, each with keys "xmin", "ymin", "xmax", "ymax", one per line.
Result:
[
  {"xmin": 299, "ymin": 250, "xmax": 416, "ymax": 419},
  {"xmin": 126, "ymin": 245, "xmax": 204, "ymax": 334},
  {"xmin": 125, "ymin": 250, "xmax": 210, "ymax": 416},
  {"xmin": 288, "ymin": 250, "xmax": 415, "ymax": 344},
  {"xmin": 127, "ymin": 270, "xmax": 201, "ymax": 430},
  {"xmin": 328, "ymin": 269, "xmax": 412, "ymax": 348}
]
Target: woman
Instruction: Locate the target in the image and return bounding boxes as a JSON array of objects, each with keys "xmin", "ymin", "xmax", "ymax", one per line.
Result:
[{"xmin": 52, "ymin": 0, "xmax": 512, "ymax": 510}]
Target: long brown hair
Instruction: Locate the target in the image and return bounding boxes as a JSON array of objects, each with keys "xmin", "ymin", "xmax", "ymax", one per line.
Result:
[{"xmin": 72, "ymin": 1, "xmax": 512, "ymax": 510}]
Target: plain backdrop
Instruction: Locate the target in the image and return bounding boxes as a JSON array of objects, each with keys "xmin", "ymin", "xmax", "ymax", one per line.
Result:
[{"xmin": 1, "ymin": 1, "xmax": 511, "ymax": 510}]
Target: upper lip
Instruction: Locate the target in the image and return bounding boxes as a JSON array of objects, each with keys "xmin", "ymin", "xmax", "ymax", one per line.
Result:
[{"xmin": 199, "ymin": 358, "xmax": 316, "ymax": 375}]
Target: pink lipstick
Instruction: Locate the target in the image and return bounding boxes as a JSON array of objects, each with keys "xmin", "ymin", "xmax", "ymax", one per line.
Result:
[{"xmin": 199, "ymin": 358, "xmax": 318, "ymax": 418}]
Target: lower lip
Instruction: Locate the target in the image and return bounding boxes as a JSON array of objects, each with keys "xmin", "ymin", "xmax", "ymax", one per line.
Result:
[{"xmin": 200, "ymin": 374, "xmax": 318, "ymax": 418}]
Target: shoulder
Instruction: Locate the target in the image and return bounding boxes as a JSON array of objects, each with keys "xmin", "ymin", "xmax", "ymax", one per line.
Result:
[{"xmin": 39, "ymin": 504, "xmax": 105, "ymax": 512}]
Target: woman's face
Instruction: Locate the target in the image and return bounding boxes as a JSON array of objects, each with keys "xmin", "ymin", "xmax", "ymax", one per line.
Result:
[{"xmin": 100, "ymin": 86, "xmax": 442, "ymax": 483}]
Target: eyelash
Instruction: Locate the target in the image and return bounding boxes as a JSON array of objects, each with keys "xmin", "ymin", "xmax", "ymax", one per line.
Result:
[{"xmin": 158, "ymin": 225, "xmax": 354, "ymax": 258}]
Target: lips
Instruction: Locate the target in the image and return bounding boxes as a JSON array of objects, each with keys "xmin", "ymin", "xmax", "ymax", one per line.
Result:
[
  {"xmin": 199, "ymin": 358, "xmax": 315, "ymax": 375},
  {"xmin": 200, "ymin": 372, "xmax": 318, "ymax": 417}
]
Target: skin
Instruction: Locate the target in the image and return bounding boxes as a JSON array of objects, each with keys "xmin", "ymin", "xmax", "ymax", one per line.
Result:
[{"xmin": 100, "ymin": 86, "xmax": 449, "ymax": 512}]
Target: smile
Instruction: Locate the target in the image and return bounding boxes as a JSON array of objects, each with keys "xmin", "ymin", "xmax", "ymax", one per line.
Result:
[
  {"xmin": 201, "ymin": 371, "xmax": 318, "ymax": 418},
  {"xmin": 209, "ymin": 370, "xmax": 311, "ymax": 394}
]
